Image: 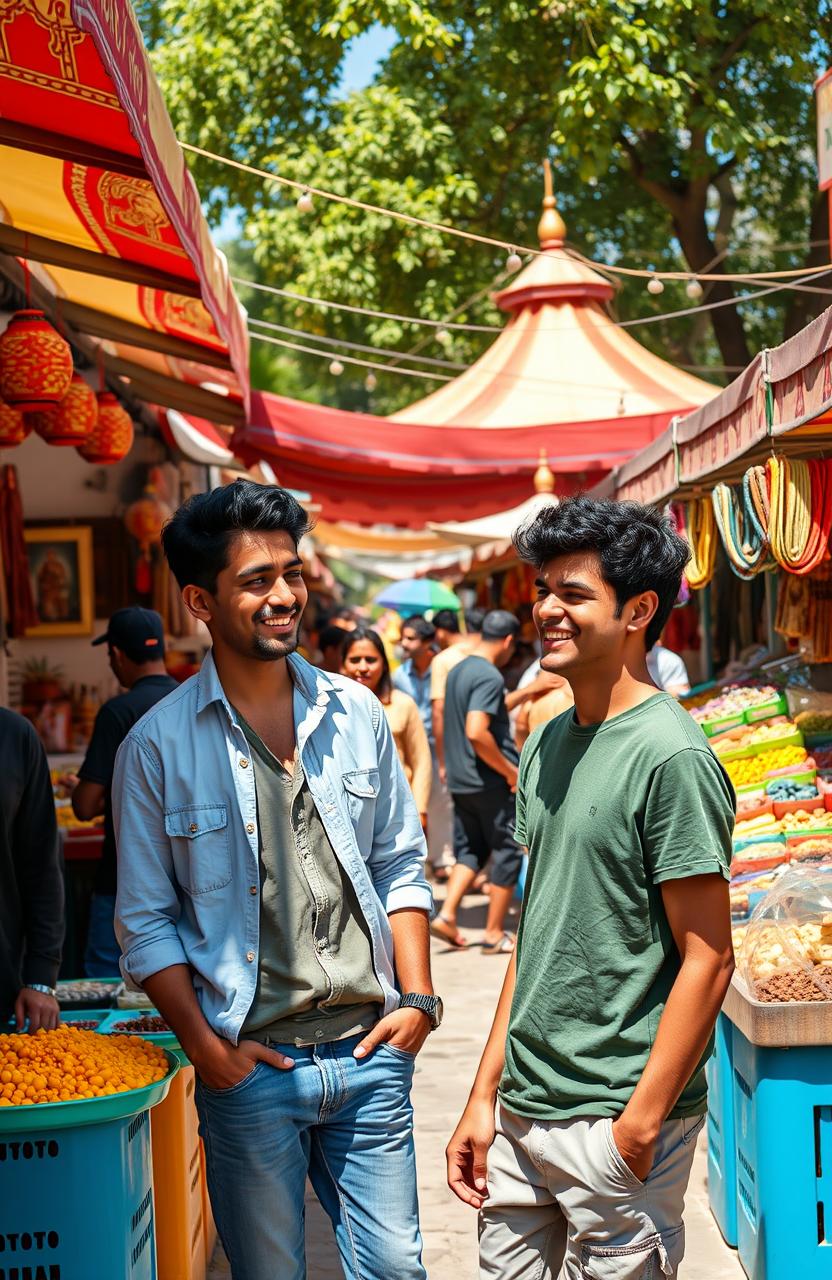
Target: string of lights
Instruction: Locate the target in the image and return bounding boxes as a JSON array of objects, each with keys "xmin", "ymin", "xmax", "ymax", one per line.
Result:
[{"xmin": 182, "ymin": 140, "xmax": 832, "ymax": 285}]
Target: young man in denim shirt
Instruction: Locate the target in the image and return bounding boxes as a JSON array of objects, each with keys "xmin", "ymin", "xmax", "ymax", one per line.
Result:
[{"xmin": 114, "ymin": 481, "xmax": 439, "ymax": 1280}]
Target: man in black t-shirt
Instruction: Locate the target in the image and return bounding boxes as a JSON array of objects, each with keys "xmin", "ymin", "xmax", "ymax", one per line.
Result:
[
  {"xmin": 430, "ymin": 610, "xmax": 522, "ymax": 955},
  {"xmin": 66, "ymin": 608, "xmax": 177, "ymax": 976},
  {"xmin": 0, "ymin": 709, "xmax": 63, "ymax": 1029}
]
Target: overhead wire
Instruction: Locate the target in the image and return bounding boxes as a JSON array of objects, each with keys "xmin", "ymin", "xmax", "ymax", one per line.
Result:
[
  {"xmin": 233, "ymin": 265, "xmax": 832, "ymax": 341},
  {"xmin": 249, "ymin": 329, "xmax": 453, "ymax": 381},
  {"xmin": 181, "ymin": 140, "xmax": 832, "ymax": 285}
]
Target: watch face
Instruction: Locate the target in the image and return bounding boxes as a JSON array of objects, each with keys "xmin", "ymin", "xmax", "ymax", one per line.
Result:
[{"xmin": 434, "ymin": 997, "xmax": 444, "ymax": 1027}]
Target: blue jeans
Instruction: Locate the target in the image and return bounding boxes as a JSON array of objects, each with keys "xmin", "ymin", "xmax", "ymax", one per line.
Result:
[
  {"xmin": 195, "ymin": 1034, "xmax": 427, "ymax": 1280},
  {"xmin": 84, "ymin": 892, "xmax": 121, "ymax": 977}
]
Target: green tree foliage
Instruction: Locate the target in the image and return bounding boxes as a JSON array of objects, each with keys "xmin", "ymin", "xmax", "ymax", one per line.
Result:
[{"xmin": 137, "ymin": 1, "xmax": 830, "ymax": 411}]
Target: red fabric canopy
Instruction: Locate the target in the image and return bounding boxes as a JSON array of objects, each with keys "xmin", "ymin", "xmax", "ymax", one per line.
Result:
[
  {"xmin": 230, "ymin": 193, "xmax": 716, "ymax": 526},
  {"xmin": 231, "ymin": 391, "xmax": 680, "ymax": 525}
]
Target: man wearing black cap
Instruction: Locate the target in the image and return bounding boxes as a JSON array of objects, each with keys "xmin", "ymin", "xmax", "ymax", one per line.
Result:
[
  {"xmin": 430, "ymin": 610, "xmax": 522, "ymax": 954},
  {"xmin": 68, "ymin": 607, "xmax": 177, "ymax": 976}
]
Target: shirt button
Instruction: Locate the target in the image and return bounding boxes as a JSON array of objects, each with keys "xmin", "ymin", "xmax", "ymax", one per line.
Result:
[
  {"xmin": 246, "ymin": 822, "xmax": 255, "ymax": 834},
  {"xmin": 189, "ymin": 823, "xmax": 198, "ymax": 833},
  {"xmin": 316, "ymin": 937, "xmax": 328, "ymax": 951},
  {"xmin": 249, "ymin": 885, "xmax": 258, "ymax": 896},
  {"xmin": 246, "ymin": 951, "xmax": 255, "ymax": 962},
  {"xmin": 239, "ymin": 758, "xmax": 249, "ymax": 769},
  {"xmin": 315, "ymin": 1030, "xmax": 323, "ymax": 1039}
]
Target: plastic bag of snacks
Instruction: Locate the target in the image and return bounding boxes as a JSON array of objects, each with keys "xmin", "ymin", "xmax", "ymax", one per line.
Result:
[{"xmin": 740, "ymin": 865, "xmax": 832, "ymax": 1002}]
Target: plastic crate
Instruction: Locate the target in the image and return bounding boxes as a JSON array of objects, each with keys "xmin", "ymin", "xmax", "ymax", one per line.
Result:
[
  {"xmin": 150, "ymin": 1064, "xmax": 206, "ymax": 1280},
  {"xmin": 706, "ymin": 1013, "xmax": 738, "ymax": 1248},
  {"xmin": 59, "ymin": 1007, "xmax": 110, "ymax": 1030},
  {"xmin": 0, "ymin": 1060, "xmax": 176, "ymax": 1280},
  {"xmin": 731, "ymin": 1024, "xmax": 832, "ymax": 1278}
]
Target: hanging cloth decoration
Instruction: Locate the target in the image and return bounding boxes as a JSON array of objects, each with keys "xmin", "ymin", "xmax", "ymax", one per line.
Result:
[
  {"xmin": 712, "ymin": 480, "xmax": 774, "ymax": 579},
  {"xmin": 767, "ymin": 455, "xmax": 832, "ymax": 575},
  {"xmin": 681, "ymin": 498, "xmax": 716, "ymax": 590},
  {"xmin": 744, "ymin": 465, "xmax": 771, "ymax": 548}
]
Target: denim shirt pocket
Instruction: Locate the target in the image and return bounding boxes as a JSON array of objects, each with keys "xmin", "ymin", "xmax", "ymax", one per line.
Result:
[
  {"xmin": 164, "ymin": 804, "xmax": 232, "ymax": 896},
  {"xmin": 342, "ymin": 768, "xmax": 380, "ymax": 855}
]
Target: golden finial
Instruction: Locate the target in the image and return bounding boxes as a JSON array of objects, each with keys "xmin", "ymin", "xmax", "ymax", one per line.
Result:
[
  {"xmin": 534, "ymin": 449, "xmax": 556, "ymax": 494},
  {"xmin": 538, "ymin": 159, "xmax": 567, "ymax": 249}
]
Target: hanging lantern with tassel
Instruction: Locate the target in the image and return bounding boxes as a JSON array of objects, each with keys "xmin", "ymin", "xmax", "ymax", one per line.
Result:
[
  {"xmin": 0, "ymin": 395, "xmax": 31, "ymax": 448},
  {"xmin": 124, "ymin": 471, "xmax": 171, "ymax": 594},
  {"xmin": 77, "ymin": 391, "xmax": 134, "ymax": 464},
  {"xmin": 0, "ymin": 310, "xmax": 73, "ymax": 412},
  {"xmin": 31, "ymin": 373, "xmax": 98, "ymax": 446}
]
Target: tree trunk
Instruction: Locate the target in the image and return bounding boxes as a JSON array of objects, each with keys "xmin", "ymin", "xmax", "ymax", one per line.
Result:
[
  {"xmin": 783, "ymin": 190, "xmax": 830, "ymax": 339},
  {"xmin": 672, "ymin": 201, "xmax": 752, "ymax": 370}
]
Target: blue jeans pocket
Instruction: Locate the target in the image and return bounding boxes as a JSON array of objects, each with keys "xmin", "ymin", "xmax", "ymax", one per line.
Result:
[
  {"xmin": 376, "ymin": 1042, "xmax": 416, "ymax": 1063},
  {"xmin": 199, "ymin": 1061, "xmax": 263, "ymax": 1098}
]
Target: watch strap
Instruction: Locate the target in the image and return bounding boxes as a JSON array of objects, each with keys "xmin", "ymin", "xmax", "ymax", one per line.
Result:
[
  {"xmin": 24, "ymin": 982, "xmax": 57, "ymax": 998},
  {"xmin": 399, "ymin": 992, "xmax": 441, "ymax": 1028}
]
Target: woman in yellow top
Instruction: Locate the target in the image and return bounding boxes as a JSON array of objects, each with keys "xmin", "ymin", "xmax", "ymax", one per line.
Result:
[{"xmin": 341, "ymin": 627, "xmax": 432, "ymax": 826}]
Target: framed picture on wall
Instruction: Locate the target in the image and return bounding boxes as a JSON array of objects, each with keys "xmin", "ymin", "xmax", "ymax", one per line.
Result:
[{"xmin": 24, "ymin": 525, "xmax": 95, "ymax": 637}]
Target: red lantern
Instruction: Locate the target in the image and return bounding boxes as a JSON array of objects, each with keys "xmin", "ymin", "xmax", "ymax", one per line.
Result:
[
  {"xmin": 0, "ymin": 395, "xmax": 31, "ymax": 448},
  {"xmin": 0, "ymin": 310, "xmax": 73, "ymax": 412},
  {"xmin": 76, "ymin": 391, "xmax": 134, "ymax": 464},
  {"xmin": 124, "ymin": 477, "xmax": 172, "ymax": 593},
  {"xmin": 31, "ymin": 373, "xmax": 98, "ymax": 446}
]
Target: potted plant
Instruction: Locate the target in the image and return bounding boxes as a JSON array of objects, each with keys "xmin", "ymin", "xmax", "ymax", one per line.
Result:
[{"xmin": 20, "ymin": 656, "xmax": 65, "ymax": 703}]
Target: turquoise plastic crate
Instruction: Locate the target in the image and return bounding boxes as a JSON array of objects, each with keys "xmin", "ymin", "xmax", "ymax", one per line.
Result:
[
  {"xmin": 0, "ymin": 1056, "xmax": 176, "ymax": 1280},
  {"xmin": 733, "ymin": 1025, "xmax": 832, "ymax": 1278},
  {"xmin": 706, "ymin": 1013, "xmax": 738, "ymax": 1248}
]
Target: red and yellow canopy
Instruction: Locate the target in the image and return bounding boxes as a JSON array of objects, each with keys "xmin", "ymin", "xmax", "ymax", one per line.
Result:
[{"xmin": 0, "ymin": 0, "xmax": 248, "ymax": 424}]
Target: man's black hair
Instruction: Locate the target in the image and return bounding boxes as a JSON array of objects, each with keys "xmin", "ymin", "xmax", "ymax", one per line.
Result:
[
  {"xmin": 464, "ymin": 607, "xmax": 486, "ymax": 634},
  {"xmin": 319, "ymin": 624, "xmax": 349, "ymax": 653},
  {"xmin": 162, "ymin": 480, "xmax": 311, "ymax": 593},
  {"xmin": 432, "ymin": 609, "xmax": 460, "ymax": 633},
  {"xmin": 341, "ymin": 625, "xmax": 392, "ymax": 700},
  {"xmin": 481, "ymin": 610, "xmax": 521, "ymax": 641},
  {"xmin": 401, "ymin": 615, "xmax": 436, "ymax": 643},
  {"xmin": 513, "ymin": 495, "xmax": 690, "ymax": 651}
]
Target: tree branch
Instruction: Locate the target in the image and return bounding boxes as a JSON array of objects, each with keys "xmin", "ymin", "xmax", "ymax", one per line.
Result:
[{"xmin": 710, "ymin": 20, "xmax": 764, "ymax": 83}]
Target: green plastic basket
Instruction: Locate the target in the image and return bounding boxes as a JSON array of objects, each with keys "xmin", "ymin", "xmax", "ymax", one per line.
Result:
[{"xmin": 0, "ymin": 1049, "xmax": 178, "ymax": 1133}]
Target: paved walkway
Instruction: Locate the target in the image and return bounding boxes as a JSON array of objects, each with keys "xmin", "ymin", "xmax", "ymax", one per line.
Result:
[{"xmin": 209, "ymin": 891, "xmax": 744, "ymax": 1279}]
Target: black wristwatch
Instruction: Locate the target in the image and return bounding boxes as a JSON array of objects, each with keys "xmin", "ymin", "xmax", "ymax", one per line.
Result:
[{"xmin": 399, "ymin": 992, "xmax": 443, "ymax": 1030}]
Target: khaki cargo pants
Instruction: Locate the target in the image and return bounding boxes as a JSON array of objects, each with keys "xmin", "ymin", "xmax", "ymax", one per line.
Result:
[{"xmin": 479, "ymin": 1103, "xmax": 705, "ymax": 1280}]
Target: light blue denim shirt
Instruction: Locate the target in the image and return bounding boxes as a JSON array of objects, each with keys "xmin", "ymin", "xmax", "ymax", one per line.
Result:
[{"xmin": 113, "ymin": 650, "xmax": 432, "ymax": 1044}]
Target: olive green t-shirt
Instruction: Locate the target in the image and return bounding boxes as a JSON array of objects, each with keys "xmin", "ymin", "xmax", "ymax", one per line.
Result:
[{"xmin": 500, "ymin": 692, "xmax": 734, "ymax": 1121}]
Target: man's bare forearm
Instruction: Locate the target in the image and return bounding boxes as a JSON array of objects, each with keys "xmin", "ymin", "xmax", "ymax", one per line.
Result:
[
  {"xmin": 432, "ymin": 700, "xmax": 445, "ymax": 770},
  {"xmin": 468, "ymin": 949, "xmax": 517, "ymax": 1102},
  {"xmin": 469, "ymin": 728, "xmax": 516, "ymax": 783},
  {"xmin": 389, "ymin": 908, "xmax": 433, "ymax": 994},
  {"xmin": 142, "ymin": 964, "xmax": 225, "ymax": 1068}
]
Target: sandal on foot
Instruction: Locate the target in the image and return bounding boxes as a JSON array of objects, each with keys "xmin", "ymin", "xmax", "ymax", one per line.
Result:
[
  {"xmin": 430, "ymin": 915, "xmax": 467, "ymax": 948},
  {"xmin": 482, "ymin": 932, "xmax": 516, "ymax": 955}
]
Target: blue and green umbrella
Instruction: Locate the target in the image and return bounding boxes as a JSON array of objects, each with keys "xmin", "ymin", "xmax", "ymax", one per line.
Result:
[{"xmin": 372, "ymin": 578, "xmax": 461, "ymax": 619}]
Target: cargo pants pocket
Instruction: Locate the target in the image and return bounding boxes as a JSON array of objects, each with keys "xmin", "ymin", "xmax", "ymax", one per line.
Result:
[{"xmin": 580, "ymin": 1231, "xmax": 671, "ymax": 1279}]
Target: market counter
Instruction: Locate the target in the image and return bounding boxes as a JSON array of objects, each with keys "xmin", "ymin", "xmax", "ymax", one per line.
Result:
[{"xmin": 710, "ymin": 974, "xmax": 832, "ymax": 1279}]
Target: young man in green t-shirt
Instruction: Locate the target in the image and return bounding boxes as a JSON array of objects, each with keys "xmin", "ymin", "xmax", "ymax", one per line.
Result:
[{"xmin": 446, "ymin": 496, "xmax": 735, "ymax": 1279}]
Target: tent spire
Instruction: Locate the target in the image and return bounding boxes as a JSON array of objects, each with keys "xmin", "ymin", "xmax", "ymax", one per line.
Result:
[
  {"xmin": 534, "ymin": 450, "xmax": 556, "ymax": 494},
  {"xmin": 538, "ymin": 159, "xmax": 567, "ymax": 249}
]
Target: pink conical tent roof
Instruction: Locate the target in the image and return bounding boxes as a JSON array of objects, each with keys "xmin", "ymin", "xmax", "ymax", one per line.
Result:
[
  {"xmin": 392, "ymin": 179, "xmax": 712, "ymax": 431},
  {"xmin": 229, "ymin": 169, "xmax": 716, "ymax": 526}
]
